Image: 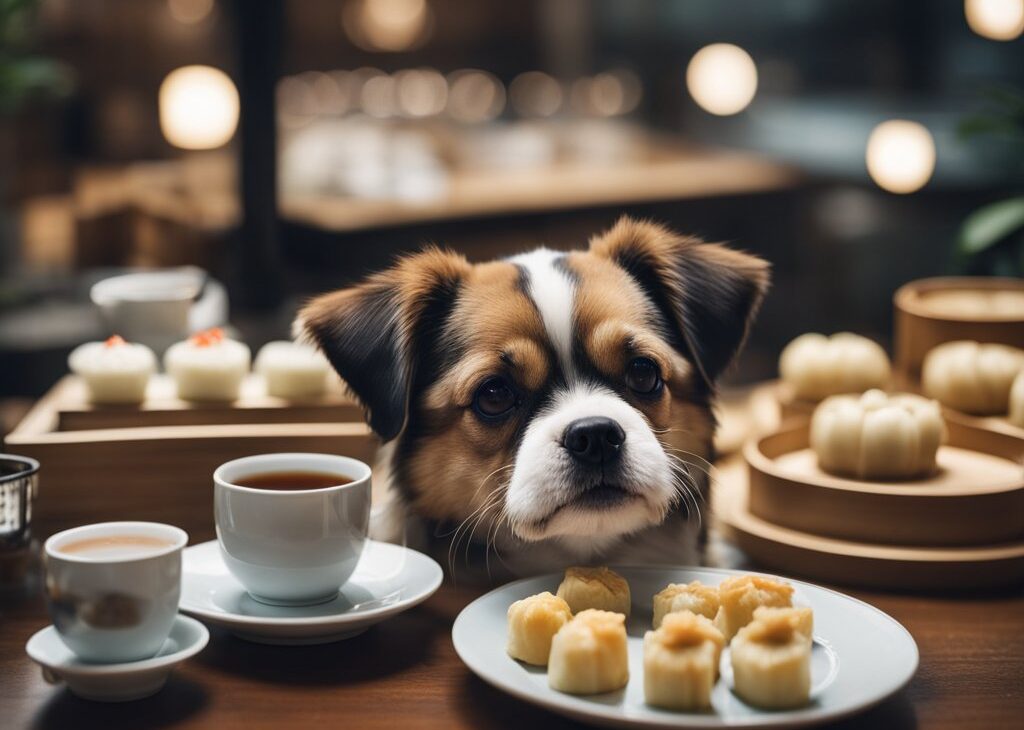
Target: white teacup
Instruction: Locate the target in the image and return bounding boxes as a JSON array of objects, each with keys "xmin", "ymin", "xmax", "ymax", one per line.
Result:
[
  {"xmin": 44, "ymin": 522, "xmax": 187, "ymax": 663},
  {"xmin": 214, "ymin": 453, "xmax": 372, "ymax": 606},
  {"xmin": 90, "ymin": 270, "xmax": 200, "ymax": 355}
]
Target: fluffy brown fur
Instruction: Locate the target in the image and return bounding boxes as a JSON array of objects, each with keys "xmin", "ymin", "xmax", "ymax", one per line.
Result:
[{"xmin": 298, "ymin": 217, "xmax": 769, "ymax": 576}]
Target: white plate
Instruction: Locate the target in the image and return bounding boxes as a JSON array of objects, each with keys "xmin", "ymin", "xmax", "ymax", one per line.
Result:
[
  {"xmin": 452, "ymin": 566, "xmax": 917, "ymax": 728},
  {"xmin": 26, "ymin": 614, "xmax": 209, "ymax": 702},
  {"xmin": 180, "ymin": 539, "xmax": 442, "ymax": 645}
]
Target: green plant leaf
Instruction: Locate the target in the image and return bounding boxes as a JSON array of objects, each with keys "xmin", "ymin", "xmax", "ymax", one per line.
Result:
[
  {"xmin": 0, "ymin": 56, "xmax": 72, "ymax": 112},
  {"xmin": 959, "ymin": 197, "xmax": 1024, "ymax": 255},
  {"xmin": 982, "ymin": 85, "xmax": 1024, "ymax": 115},
  {"xmin": 957, "ymin": 114, "xmax": 1023, "ymax": 140}
]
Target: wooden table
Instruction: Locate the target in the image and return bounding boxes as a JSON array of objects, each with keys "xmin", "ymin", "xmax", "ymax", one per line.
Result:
[{"xmin": 2, "ymin": 518, "xmax": 1021, "ymax": 730}]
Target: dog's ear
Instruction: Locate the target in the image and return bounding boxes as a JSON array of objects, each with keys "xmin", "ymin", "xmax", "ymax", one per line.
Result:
[
  {"xmin": 590, "ymin": 216, "xmax": 770, "ymax": 385},
  {"xmin": 296, "ymin": 248, "xmax": 471, "ymax": 441}
]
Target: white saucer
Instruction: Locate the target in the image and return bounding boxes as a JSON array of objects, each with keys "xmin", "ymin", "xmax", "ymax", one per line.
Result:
[
  {"xmin": 454, "ymin": 566, "xmax": 918, "ymax": 729},
  {"xmin": 26, "ymin": 614, "xmax": 209, "ymax": 702},
  {"xmin": 180, "ymin": 539, "xmax": 443, "ymax": 645}
]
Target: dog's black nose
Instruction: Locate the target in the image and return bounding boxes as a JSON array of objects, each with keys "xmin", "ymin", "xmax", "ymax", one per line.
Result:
[{"xmin": 563, "ymin": 416, "xmax": 625, "ymax": 465}]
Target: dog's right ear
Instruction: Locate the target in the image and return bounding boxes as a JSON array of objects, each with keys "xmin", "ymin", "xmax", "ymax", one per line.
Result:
[
  {"xmin": 295, "ymin": 248, "xmax": 471, "ymax": 442},
  {"xmin": 590, "ymin": 217, "xmax": 770, "ymax": 386}
]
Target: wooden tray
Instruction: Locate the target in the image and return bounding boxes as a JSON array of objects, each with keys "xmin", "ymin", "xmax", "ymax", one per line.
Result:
[
  {"xmin": 894, "ymin": 277, "xmax": 1024, "ymax": 379},
  {"xmin": 746, "ymin": 419, "xmax": 1024, "ymax": 547},
  {"xmin": 895, "ymin": 370, "xmax": 1024, "ymax": 441},
  {"xmin": 711, "ymin": 384, "xmax": 787, "ymax": 456},
  {"xmin": 4, "ymin": 377, "xmax": 378, "ymax": 539},
  {"xmin": 940, "ymin": 406, "xmax": 1024, "ymax": 441},
  {"xmin": 714, "ymin": 457, "xmax": 1024, "ymax": 591},
  {"xmin": 47, "ymin": 374, "xmax": 363, "ymax": 430},
  {"xmin": 764, "ymin": 380, "xmax": 818, "ymax": 422}
]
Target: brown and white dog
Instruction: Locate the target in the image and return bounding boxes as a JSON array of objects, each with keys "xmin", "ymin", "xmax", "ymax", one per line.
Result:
[{"xmin": 297, "ymin": 217, "xmax": 769, "ymax": 577}]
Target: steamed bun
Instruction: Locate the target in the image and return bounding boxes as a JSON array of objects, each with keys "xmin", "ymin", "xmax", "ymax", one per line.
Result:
[
  {"xmin": 922, "ymin": 341, "xmax": 1024, "ymax": 415},
  {"xmin": 779, "ymin": 332, "xmax": 891, "ymax": 402}
]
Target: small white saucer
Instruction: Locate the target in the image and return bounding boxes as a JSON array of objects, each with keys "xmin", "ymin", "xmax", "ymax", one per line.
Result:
[
  {"xmin": 25, "ymin": 614, "xmax": 209, "ymax": 702},
  {"xmin": 180, "ymin": 539, "xmax": 443, "ymax": 645}
]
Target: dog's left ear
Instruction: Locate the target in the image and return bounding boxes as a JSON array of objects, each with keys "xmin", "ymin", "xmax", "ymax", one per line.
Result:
[
  {"xmin": 590, "ymin": 216, "xmax": 770, "ymax": 385},
  {"xmin": 295, "ymin": 248, "xmax": 471, "ymax": 441}
]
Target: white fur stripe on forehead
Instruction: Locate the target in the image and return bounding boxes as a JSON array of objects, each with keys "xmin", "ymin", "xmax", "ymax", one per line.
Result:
[{"xmin": 512, "ymin": 248, "xmax": 576, "ymax": 378}]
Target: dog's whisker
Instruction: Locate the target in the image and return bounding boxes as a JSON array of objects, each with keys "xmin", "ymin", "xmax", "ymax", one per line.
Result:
[
  {"xmin": 446, "ymin": 487, "xmax": 507, "ymax": 576},
  {"xmin": 664, "ymin": 455, "xmax": 705, "ymax": 531},
  {"xmin": 483, "ymin": 503, "xmax": 509, "ymax": 578},
  {"xmin": 469, "ymin": 463, "xmax": 515, "ymax": 503},
  {"xmin": 661, "ymin": 445, "xmax": 715, "ymax": 472},
  {"xmin": 456, "ymin": 475, "xmax": 512, "ymax": 574},
  {"xmin": 667, "ymin": 456, "xmax": 709, "ymax": 504},
  {"xmin": 464, "ymin": 498, "xmax": 504, "ymax": 569},
  {"xmin": 442, "ymin": 461, "xmax": 514, "ymax": 575}
]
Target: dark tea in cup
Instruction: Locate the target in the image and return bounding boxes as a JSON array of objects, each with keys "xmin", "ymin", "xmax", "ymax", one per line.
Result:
[{"xmin": 233, "ymin": 471, "xmax": 353, "ymax": 490}]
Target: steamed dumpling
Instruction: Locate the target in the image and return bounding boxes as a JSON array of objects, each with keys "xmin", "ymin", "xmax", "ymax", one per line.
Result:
[
  {"xmin": 643, "ymin": 611, "xmax": 725, "ymax": 711},
  {"xmin": 506, "ymin": 592, "xmax": 572, "ymax": 666},
  {"xmin": 652, "ymin": 580, "xmax": 720, "ymax": 628},
  {"xmin": 548, "ymin": 609, "xmax": 629, "ymax": 695},
  {"xmin": 255, "ymin": 340, "xmax": 331, "ymax": 399},
  {"xmin": 68, "ymin": 335, "xmax": 156, "ymax": 404},
  {"xmin": 730, "ymin": 607, "xmax": 813, "ymax": 709},
  {"xmin": 164, "ymin": 328, "xmax": 251, "ymax": 402},
  {"xmin": 556, "ymin": 567, "xmax": 630, "ymax": 617},
  {"xmin": 810, "ymin": 389, "xmax": 945, "ymax": 479},
  {"xmin": 714, "ymin": 575, "xmax": 794, "ymax": 642},
  {"xmin": 752, "ymin": 605, "xmax": 813, "ymax": 640},
  {"xmin": 922, "ymin": 341, "xmax": 1024, "ymax": 415},
  {"xmin": 779, "ymin": 332, "xmax": 891, "ymax": 402}
]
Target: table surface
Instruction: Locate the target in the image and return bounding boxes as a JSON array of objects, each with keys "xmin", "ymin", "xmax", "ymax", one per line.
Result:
[{"xmin": 2, "ymin": 522, "xmax": 1022, "ymax": 730}]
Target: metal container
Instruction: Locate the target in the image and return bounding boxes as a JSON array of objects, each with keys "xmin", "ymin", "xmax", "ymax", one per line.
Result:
[{"xmin": 0, "ymin": 454, "xmax": 40, "ymax": 549}]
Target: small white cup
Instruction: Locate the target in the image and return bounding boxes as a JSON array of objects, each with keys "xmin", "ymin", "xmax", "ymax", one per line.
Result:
[
  {"xmin": 90, "ymin": 270, "xmax": 200, "ymax": 355},
  {"xmin": 214, "ymin": 453, "xmax": 371, "ymax": 606},
  {"xmin": 44, "ymin": 522, "xmax": 187, "ymax": 663}
]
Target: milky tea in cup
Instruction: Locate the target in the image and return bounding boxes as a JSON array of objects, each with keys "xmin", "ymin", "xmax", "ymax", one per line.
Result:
[
  {"xmin": 214, "ymin": 453, "xmax": 371, "ymax": 606},
  {"xmin": 44, "ymin": 522, "xmax": 187, "ymax": 663}
]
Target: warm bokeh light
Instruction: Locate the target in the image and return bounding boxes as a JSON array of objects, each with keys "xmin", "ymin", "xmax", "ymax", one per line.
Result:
[
  {"xmin": 159, "ymin": 65, "xmax": 239, "ymax": 150},
  {"xmin": 447, "ymin": 70, "xmax": 505, "ymax": 123},
  {"xmin": 396, "ymin": 68, "xmax": 447, "ymax": 117},
  {"xmin": 569, "ymin": 70, "xmax": 642, "ymax": 117},
  {"xmin": 343, "ymin": 0, "xmax": 432, "ymax": 52},
  {"xmin": 168, "ymin": 0, "xmax": 213, "ymax": 25},
  {"xmin": 607, "ymin": 69, "xmax": 643, "ymax": 114},
  {"xmin": 510, "ymin": 72, "xmax": 563, "ymax": 117},
  {"xmin": 306, "ymin": 71, "xmax": 348, "ymax": 115},
  {"xmin": 686, "ymin": 43, "xmax": 758, "ymax": 116},
  {"xmin": 865, "ymin": 120, "xmax": 936, "ymax": 194},
  {"xmin": 361, "ymin": 74, "xmax": 397, "ymax": 118},
  {"xmin": 965, "ymin": 0, "xmax": 1024, "ymax": 40}
]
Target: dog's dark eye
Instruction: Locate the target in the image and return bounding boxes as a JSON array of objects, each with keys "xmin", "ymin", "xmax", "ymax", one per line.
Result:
[
  {"xmin": 473, "ymin": 377, "xmax": 517, "ymax": 419},
  {"xmin": 625, "ymin": 357, "xmax": 662, "ymax": 395}
]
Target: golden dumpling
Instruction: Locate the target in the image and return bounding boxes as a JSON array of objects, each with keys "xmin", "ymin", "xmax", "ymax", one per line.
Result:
[
  {"xmin": 643, "ymin": 611, "xmax": 725, "ymax": 711},
  {"xmin": 548, "ymin": 609, "xmax": 629, "ymax": 695},
  {"xmin": 779, "ymin": 332, "xmax": 891, "ymax": 402},
  {"xmin": 506, "ymin": 592, "xmax": 573, "ymax": 666},
  {"xmin": 731, "ymin": 607, "xmax": 813, "ymax": 709},
  {"xmin": 752, "ymin": 605, "xmax": 813, "ymax": 640},
  {"xmin": 714, "ymin": 575, "xmax": 794, "ymax": 642},
  {"xmin": 652, "ymin": 580, "xmax": 720, "ymax": 628},
  {"xmin": 810, "ymin": 389, "xmax": 945, "ymax": 479},
  {"xmin": 556, "ymin": 566, "xmax": 631, "ymax": 617},
  {"xmin": 922, "ymin": 340, "xmax": 1024, "ymax": 415}
]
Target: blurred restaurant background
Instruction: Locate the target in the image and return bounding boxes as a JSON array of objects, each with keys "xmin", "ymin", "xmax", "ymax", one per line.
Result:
[{"xmin": 1, "ymin": 0, "xmax": 1022, "ymax": 425}]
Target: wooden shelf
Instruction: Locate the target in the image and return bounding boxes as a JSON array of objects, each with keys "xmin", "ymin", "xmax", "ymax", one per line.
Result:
[{"xmin": 281, "ymin": 148, "xmax": 800, "ymax": 233}]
